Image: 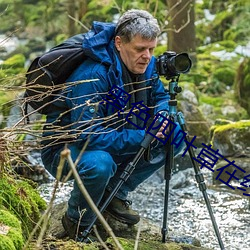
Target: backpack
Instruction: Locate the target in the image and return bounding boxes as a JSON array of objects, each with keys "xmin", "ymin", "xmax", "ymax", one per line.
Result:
[{"xmin": 24, "ymin": 34, "xmax": 87, "ymax": 115}]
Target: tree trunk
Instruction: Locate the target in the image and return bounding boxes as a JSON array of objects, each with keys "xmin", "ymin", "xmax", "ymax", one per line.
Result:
[
  {"xmin": 67, "ymin": 0, "xmax": 77, "ymax": 36},
  {"xmin": 167, "ymin": 0, "xmax": 196, "ymax": 62},
  {"xmin": 78, "ymin": 0, "xmax": 88, "ymax": 20}
]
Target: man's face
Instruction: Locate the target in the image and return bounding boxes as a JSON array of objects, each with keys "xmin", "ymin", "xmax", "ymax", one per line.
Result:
[{"xmin": 115, "ymin": 35, "xmax": 157, "ymax": 74}]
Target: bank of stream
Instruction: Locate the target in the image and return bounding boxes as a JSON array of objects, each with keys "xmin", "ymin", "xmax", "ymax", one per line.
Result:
[{"xmin": 38, "ymin": 165, "xmax": 250, "ymax": 250}]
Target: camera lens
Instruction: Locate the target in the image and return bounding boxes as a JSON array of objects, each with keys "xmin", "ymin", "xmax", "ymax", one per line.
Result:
[{"xmin": 174, "ymin": 53, "xmax": 192, "ymax": 73}]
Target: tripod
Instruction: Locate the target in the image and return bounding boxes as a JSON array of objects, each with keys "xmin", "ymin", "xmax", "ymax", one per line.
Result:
[
  {"xmin": 161, "ymin": 77, "xmax": 225, "ymax": 249},
  {"xmin": 82, "ymin": 77, "xmax": 225, "ymax": 250}
]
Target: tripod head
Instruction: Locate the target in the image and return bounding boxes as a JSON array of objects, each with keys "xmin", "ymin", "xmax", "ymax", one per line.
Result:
[{"xmin": 168, "ymin": 76, "xmax": 182, "ymax": 100}]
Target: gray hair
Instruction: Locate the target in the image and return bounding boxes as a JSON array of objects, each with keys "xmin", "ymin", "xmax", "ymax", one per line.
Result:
[{"xmin": 115, "ymin": 9, "xmax": 160, "ymax": 43}]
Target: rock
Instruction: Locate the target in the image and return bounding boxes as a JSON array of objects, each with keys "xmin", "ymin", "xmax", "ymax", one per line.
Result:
[
  {"xmin": 181, "ymin": 89, "xmax": 199, "ymax": 105},
  {"xmin": 179, "ymin": 100, "xmax": 211, "ymax": 146},
  {"xmin": 210, "ymin": 120, "xmax": 250, "ymax": 157},
  {"xmin": 170, "ymin": 168, "xmax": 193, "ymax": 189},
  {"xmin": 199, "ymin": 103, "xmax": 213, "ymax": 117},
  {"xmin": 213, "ymin": 157, "xmax": 250, "ymax": 185},
  {"xmin": 43, "ymin": 201, "xmax": 212, "ymax": 250},
  {"xmin": 221, "ymin": 105, "xmax": 237, "ymax": 116}
]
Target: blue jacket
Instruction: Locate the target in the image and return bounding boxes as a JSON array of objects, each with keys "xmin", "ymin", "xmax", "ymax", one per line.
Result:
[{"xmin": 44, "ymin": 21, "xmax": 170, "ymax": 156}]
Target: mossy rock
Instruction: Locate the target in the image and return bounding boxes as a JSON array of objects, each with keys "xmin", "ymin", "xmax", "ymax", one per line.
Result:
[
  {"xmin": 213, "ymin": 67, "xmax": 235, "ymax": 86},
  {"xmin": 43, "ymin": 202, "xmax": 211, "ymax": 250},
  {"xmin": 0, "ymin": 209, "xmax": 24, "ymax": 250},
  {"xmin": 210, "ymin": 120, "xmax": 250, "ymax": 157},
  {"xmin": 28, "ymin": 237, "xmax": 211, "ymax": 250},
  {"xmin": 0, "ymin": 174, "xmax": 47, "ymax": 239},
  {"xmin": 199, "ymin": 92, "xmax": 248, "ymax": 122},
  {"xmin": 234, "ymin": 57, "xmax": 250, "ymax": 116},
  {"xmin": 106, "ymin": 237, "xmax": 211, "ymax": 250}
]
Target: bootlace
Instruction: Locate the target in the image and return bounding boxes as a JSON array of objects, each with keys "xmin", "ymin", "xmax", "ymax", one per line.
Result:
[{"xmin": 123, "ymin": 200, "xmax": 132, "ymax": 208}]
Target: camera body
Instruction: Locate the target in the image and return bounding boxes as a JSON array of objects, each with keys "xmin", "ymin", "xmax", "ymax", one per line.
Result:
[{"xmin": 156, "ymin": 51, "xmax": 192, "ymax": 79}]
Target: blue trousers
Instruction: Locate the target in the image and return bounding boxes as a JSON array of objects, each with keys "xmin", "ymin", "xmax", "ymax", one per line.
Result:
[{"xmin": 41, "ymin": 128, "xmax": 185, "ymax": 226}]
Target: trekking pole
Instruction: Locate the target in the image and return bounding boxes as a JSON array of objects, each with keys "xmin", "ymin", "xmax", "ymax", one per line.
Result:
[{"xmin": 82, "ymin": 115, "xmax": 166, "ymax": 240}]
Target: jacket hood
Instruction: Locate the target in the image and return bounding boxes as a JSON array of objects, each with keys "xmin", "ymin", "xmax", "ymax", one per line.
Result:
[{"xmin": 82, "ymin": 21, "xmax": 116, "ymax": 65}]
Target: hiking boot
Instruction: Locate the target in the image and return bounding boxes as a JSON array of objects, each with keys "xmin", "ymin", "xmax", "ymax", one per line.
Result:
[
  {"xmin": 61, "ymin": 213, "xmax": 97, "ymax": 243},
  {"xmin": 105, "ymin": 196, "xmax": 140, "ymax": 225}
]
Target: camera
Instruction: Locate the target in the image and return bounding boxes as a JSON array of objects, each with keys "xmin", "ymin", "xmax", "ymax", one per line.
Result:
[{"xmin": 156, "ymin": 51, "xmax": 192, "ymax": 79}]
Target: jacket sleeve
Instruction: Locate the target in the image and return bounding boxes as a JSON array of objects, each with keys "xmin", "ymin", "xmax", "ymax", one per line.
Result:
[{"xmin": 65, "ymin": 61, "xmax": 146, "ymax": 156}]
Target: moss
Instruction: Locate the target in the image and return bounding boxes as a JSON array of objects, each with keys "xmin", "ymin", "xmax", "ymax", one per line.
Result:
[
  {"xmin": 199, "ymin": 95, "xmax": 224, "ymax": 107},
  {"xmin": 0, "ymin": 209, "xmax": 21, "ymax": 229},
  {"xmin": 0, "ymin": 54, "xmax": 26, "ymax": 86},
  {"xmin": 1, "ymin": 54, "xmax": 25, "ymax": 69},
  {"xmin": 212, "ymin": 120, "xmax": 250, "ymax": 133},
  {"xmin": 213, "ymin": 67, "xmax": 235, "ymax": 86},
  {"xmin": 0, "ymin": 235, "xmax": 16, "ymax": 250},
  {"xmin": 0, "ymin": 175, "xmax": 47, "ymax": 239},
  {"xmin": 7, "ymin": 228, "xmax": 24, "ymax": 249},
  {"xmin": 235, "ymin": 57, "xmax": 250, "ymax": 116},
  {"xmin": 105, "ymin": 237, "xmax": 208, "ymax": 250},
  {"xmin": 210, "ymin": 120, "xmax": 250, "ymax": 143},
  {"xmin": 0, "ymin": 209, "xmax": 24, "ymax": 249},
  {"xmin": 210, "ymin": 120, "xmax": 250, "ymax": 152}
]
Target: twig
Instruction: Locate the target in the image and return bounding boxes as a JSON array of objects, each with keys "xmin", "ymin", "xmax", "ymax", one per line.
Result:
[
  {"xmin": 68, "ymin": 14, "xmax": 89, "ymax": 31},
  {"xmin": 93, "ymin": 225, "xmax": 109, "ymax": 250},
  {"xmin": 61, "ymin": 148, "xmax": 124, "ymax": 250},
  {"xmin": 134, "ymin": 220, "xmax": 142, "ymax": 250}
]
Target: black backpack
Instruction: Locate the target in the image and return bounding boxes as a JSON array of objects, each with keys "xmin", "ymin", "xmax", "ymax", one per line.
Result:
[{"xmin": 24, "ymin": 34, "xmax": 87, "ymax": 115}]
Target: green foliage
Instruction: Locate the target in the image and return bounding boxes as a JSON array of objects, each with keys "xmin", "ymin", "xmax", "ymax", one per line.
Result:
[
  {"xmin": 213, "ymin": 67, "xmax": 235, "ymax": 86},
  {"xmin": 192, "ymin": 40, "xmax": 241, "ymax": 95},
  {"xmin": 234, "ymin": 57, "xmax": 250, "ymax": 116},
  {"xmin": 0, "ymin": 175, "xmax": 47, "ymax": 239},
  {"xmin": 0, "ymin": 209, "xmax": 24, "ymax": 250},
  {"xmin": 154, "ymin": 44, "xmax": 167, "ymax": 57},
  {"xmin": 0, "ymin": 235, "xmax": 16, "ymax": 250},
  {"xmin": 1, "ymin": 54, "xmax": 25, "ymax": 69},
  {"xmin": 199, "ymin": 95, "xmax": 224, "ymax": 107},
  {"xmin": 199, "ymin": 91, "xmax": 248, "ymax": 121},
  {"xmin": 0, "ymin": 54, "xmax": 26, "ymax": 85},
  {"xmin": 196, "ymin": 0, "xmax": 250, "ymax": 47}
]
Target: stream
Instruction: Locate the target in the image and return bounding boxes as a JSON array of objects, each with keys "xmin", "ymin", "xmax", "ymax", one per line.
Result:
[{"xmin": 38, "ymin": 164, "xmax": 250, "ymax": 250}]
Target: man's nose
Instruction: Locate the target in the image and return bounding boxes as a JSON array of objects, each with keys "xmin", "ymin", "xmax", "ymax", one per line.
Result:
[{"xmin": 142, "ymin": 49, "xmax": 151, "ymax": 59}]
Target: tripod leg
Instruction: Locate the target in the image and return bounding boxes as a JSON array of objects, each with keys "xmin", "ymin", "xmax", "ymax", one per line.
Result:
[
  {"xmin": 177, "ymin": 112, "xmax": 225, "ymax": 250},
  {"xmin": 162, "ymin": 116, "xmax": 175, "ymax": 243}
]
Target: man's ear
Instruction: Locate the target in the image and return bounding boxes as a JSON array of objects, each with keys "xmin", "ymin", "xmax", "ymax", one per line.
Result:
[{"xmin": 115, "ymin": 36, "xmax": 122, "ymax": 51}]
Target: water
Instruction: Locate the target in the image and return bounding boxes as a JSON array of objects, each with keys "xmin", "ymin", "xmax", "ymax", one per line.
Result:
[
  {"xmin": 130, "ymin": 169, "xmax": 250, "ymax": 250},
  {"xmin": 38, "ymin": 167, "xmax": 250, "ymax": 250}
]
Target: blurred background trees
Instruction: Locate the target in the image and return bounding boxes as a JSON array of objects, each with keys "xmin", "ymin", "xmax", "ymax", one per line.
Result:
[{"xmin": 0, "ymin": 0, "xmax": 250, "ymax": 121}]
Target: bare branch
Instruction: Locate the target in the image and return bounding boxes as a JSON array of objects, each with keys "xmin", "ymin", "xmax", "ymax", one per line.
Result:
[{"xmin": 63, "ymin": 148, "xmax": 124, "ymax": 250}]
